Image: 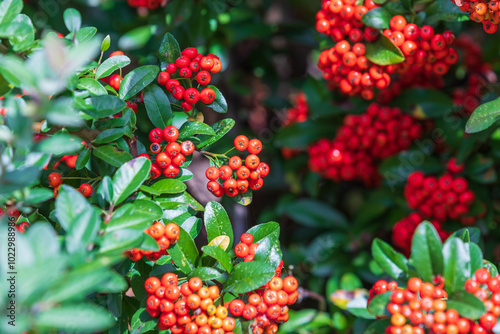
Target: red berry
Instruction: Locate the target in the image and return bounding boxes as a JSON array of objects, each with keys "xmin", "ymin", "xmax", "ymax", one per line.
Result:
[
  {"xmin": 48, "ymin": 172, "xmax": 62, "ymax": 188},
  {"xmin": 158, "ymin": 71, "xmax": 170, "ymax": 85},
  {"xmin": 79, "ymin": 183, "xmax": 92, "ymax": 197},
  {"xmin": 196, "ymin": 71, "xmax": 211, "ymax": 85},
  {"xmin": 149, "ymin": 128, "xmax": 164, "ymax": 143},
  {"xmin": 200, "ymin": 88, "xmax": 216, "ymax": 104},
  {"xmin": 163, "ymin": 126, "xmax": 179, "ymax": 142},
  {"xmin": 184, "ymin": 88, "xmax": 200, "ymax": 104},
  {"xmin": 181, "ymin": 141, "xmax": 195, "ymax": 155}
]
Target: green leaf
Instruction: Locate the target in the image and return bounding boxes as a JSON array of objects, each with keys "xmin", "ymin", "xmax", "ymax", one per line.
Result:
[
  {"xmin": 140, "ymin": 233, "xmax": 160, "ymax": 251},
  {"xmin": 169, "ymin": 227, "xmax": 199, "ymax": 274},
  {"xmin": 95, "ymin": 55, "xmax": 131, "ymax": 80},
  {"xmin": 9, "ymin": 14, "xmax": 34, "ymax": 52},
  {"xmin": 75, "ymin": 27, "xmax": 97, "ymax": 43},
  {"xmin": 0, "ymin": 54, "xmax": 33, "ymax": 87},
  {"xmin": 224, "ymin": 261, "xmax": 275, "ymax": 294},
  {"xmin": 188, "ymin": 267, "xmax": 222, "ymax": 281},
  {"xmin": 466, "ymin": 97, "xmax": 500, "ymax": 134},
  {"xmin": 84, "ymin": 95, "xmax": 126, "ymax": 118},
  {"xmin": 253, "ymin": 235, "xmax": 282, "ymax": 269},
  {"xmin": 284, "ymin": 199, "xmax": 347, "ymax": 229},
  {"xmin": 92, "ymin": 145, "xmax": 133, "ymax": 167},
  {"xmin": 119, "ymin": 65, "xmax": 159, "ymax": 101},
  {"xmin": 55, "ymin": 185, "xmax": 91, "ymax": 231},
  {"xmin": 130, "ymin": 308, "xmax": 157, "ymax": 334},
  {"xmin": 101, "ymin": 35, "xmax": 111, "ymax": 52},
  {"xmin": 23, "ymin": 188, "xmax": 54, "ymax": 205},
  {"xmin": 112, "ymin": 157, "xmax": 151, "ymax": 206},
  {"xmin": 202, "ymin": 245, "xmax": 233, "ymax": 273},
  {"xmin": 140, "ymin": 179, "xmax": 187, "ymax": 195},
  {"xmin": 97, "ymin": 175, "xmax": 113, "ymax": 204},
  {"xmin": 156, "ymin": 192, "xmax": 204, "ymax": 211},
  {"xmin": 204, "ymin": 201, "xmax": 234, "ymax": 250},
  {"xmin": 178, "ymin": 121, "xmax": 216, "ymax": 140},
  {"xmin": 367, "ymin": 291, "xmax": 391, "ymax": 316},
  {"xmin": 99, "ymin": 229, "xmax": 144, "ymax": 255},
  {"xmin": 363, "ymin": 319, "xmax": 392, "ymax": 334},
  {"xmin": 133, "ymin": 199, "xmax": 163, "ymax": 220},
  {"xmin": 447, "ymin": 291, "xmax": 486, "ymax": 320},
  {"xmin": 247, "ymin": 222, "xmax": 280, "ymax": 244},
  {"xmin": 366, "ymin": 34, "xmax": 405, "ymax": 66},
  {"xmin": 181, "ymin": 217, "xmax": 202, "ymax": 239},
  {"xmin": 77, "ymin": 78, "xmax": 107, "ymax": 96},
  {"xmin": 426, "ymin": 0, "xmax": 470, "ymax": 24},
  {"xmin": 0, "ymin": 0, "xmax": 23, "ymax": 25},
  {"xmin": 63, "ymin": 8, "xmax": 82, "ymax": 33},
  {"xmin": 0, "ymin": 72, "xmax": 12, "ymax": 97},
  {"xmin": 158, "ymin": 33, "xmax": 181, "ymax": 68},
  {"xmin": 470, "ymin": 243, "xmax": 483, "ymax": 274},
  {"xmin": 93, "ymin": 128, "xmax": 125, "ymax": 144},
  {"xmin": 451, "ymin": 227, "xmax": 481, "ymax": 244},
  {"xmin": 372, "ymin": 239, "xmax": 408, "ymax": 280},
  {"xmin": 361, "ymin": 7, "xmax": 392, "ymax": 29},
  {"xmin": 409, "ymin": 222, "xmax": 444, "ymax": 282},
  {"xmin": 106, "ymin": 200, "xmax": 161, "ymax": 232},
  {"xmin": 233, "ymin": 190, "xmax": 253, "ymax": 206},
  {"xmin": 443, "ymin": 237, "xmax": 471, "ymax": 293},
  {"xmin": 55, "ymin": 186, "xmax": 101, "ymax": 253},
  {"xmin": 197, "ymin": 118, "xmax": 235, "ymax": 148},
  {"xmin": 143, "ymin": 84, "xmax": 173, "ymax": 128},
  {"xmin": 340, "ymin": 273, "xmax": 363, "ymax": 291},
  {"xmin": 205, "ymin": 85, "xmax": 228, "ymax": 113},
  {"xmin": 393, "ymin": 89, "xmax": 453, "ymax": 119},
  {"xmin": 118, "ymin": 25, "xmax": 156, "ymax": 50},
  {"xmin": 38, "ymin": 134, "xmax": 83, "ymax": 156},
  {"xmin": 36, "ymin": 304, "xmax": 114, "ymax": 332},
  {"xmin": 66, "ymin": 205, "xmax": 101, "ymax": 254}
]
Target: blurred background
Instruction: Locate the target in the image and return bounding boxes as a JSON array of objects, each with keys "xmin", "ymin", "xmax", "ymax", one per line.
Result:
[{"xmin": 20, "ymin": 0, "xmax": 500, "ymax": 332}]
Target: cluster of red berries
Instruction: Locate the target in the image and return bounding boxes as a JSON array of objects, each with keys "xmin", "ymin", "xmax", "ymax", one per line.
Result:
[
  {"xmin": 126, "ymin": 221, "xmax": 179, "ymax": 262},
  {"xmin": 315, "ymin": 0, "xmax": 379, "ymax": 43},
  {"xmin": 391, "ymin": 213, "xmax": 449, "ymax": 257},
  {"xmin": 452, "ymin": 0, "xmax": 500, "ymax": 33},
  {"xmin": 0, "ymin": 206, "xmax": 29, "ymax": 233},
  {"xmin": 127, "ymin": 0, "xmax": 164, "ymax": 10},
  {"xmin": 282, "ymin": 92, "xmax": 309, "ymax": 127},
  {"xmin": 308, "ymin": 103, "xmax": 422, "ymax": 186},
  {"xmin": 234, "ymin": 232, "xmax": 259, "ymax": 262},
  {"xmin": 144, "ymin": 274, "xmax": 237, "ymax": 333},
  {"xmin": 228, "ymin": 276, "xmax": 298, "ymax": 334},
  {"xmin": 368, "ymin": 277, "xmax": 483, "ymax": 334},
  {"xmin": 48, "ymin": 172, "xmax": 92, "ymax": 199},
  {"xmin": 404, "ymin": 171, "xmax": 478, "ymax": 225},
  {"xmin": 146, "ymin": 126, "xmax": 195, "ymax": 179},
  {"xmin": 205, "ymin": 136, "xmax": 269, "ymax": 198},
  {"xmin": 464, "ymin": 268, "xmax": 500, "ymax": 330},
  {"xmin": 383, "ymin": 16, "xmax": 458, "ymax": 76},
  {"xmin": 158, "ymin": 47, "xmax": 221, "ymax": 112},
  {"xmin": 318, "ymin": 40, "xmax": 391, "ymax": 100}
]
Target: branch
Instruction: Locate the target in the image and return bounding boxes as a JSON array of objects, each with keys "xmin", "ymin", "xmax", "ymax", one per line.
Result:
[
  {"xmin": 126, "ymin": 135, "xmax": 138, "ymax": 158},
  {"xmin": 34, "ymin": 123, "xmax": 101, "ymax": 143}
]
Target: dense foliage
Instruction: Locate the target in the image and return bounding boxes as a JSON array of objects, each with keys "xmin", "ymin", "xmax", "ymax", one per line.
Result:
[{"xmin": 3, "ymin": 0, "xmax": 500, "ymax": 333}]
